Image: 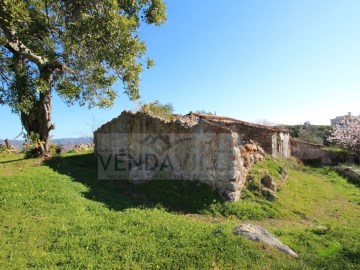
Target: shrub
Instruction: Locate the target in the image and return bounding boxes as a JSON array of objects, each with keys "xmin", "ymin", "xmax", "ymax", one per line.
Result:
[
  {"xmin": 0, "ymin": 144, "xmax": 7, "ymax": 155},
  {"xmin": 23, "ymin": 132, "xmax": 43, "ymax": 158},
  {"xmin": 49, "ymin": 144, "xmax": 62, "ymax": 156},
  {"xmin": 139, "ymin": 100, "xmax": 174, "ymax": 121}
]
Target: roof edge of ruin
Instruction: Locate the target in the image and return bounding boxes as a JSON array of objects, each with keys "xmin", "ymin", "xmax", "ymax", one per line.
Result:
[
  {"xmin": 290, "ymin": 138, "xmax": 324, "ymax": 147},
  {"xmin": 189, "ymin": 112, "xmax": 289, "ymax": 132},
  {"xmin": 95, "ymin": 110, "xmax": 289, "ymax": 134},
  {"xmin": 95, "ymin": 110, "xmax": 195, "ymax": 133}
]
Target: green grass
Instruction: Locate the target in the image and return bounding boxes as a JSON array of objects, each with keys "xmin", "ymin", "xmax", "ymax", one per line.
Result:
[
  {"xmin": 321, "ymin": 146, "xmax": 349, "ymax": 153},
  {"xmin": 0, "ymin": 152, "xmax": 359, "ymax": 269}
]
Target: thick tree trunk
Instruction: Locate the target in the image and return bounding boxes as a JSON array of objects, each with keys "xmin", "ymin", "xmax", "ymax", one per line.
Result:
[
  {"xmin": 21, "ymin": 91, "xmax": 53, "ymax": 155},
  {"xmin": 4, "ymin": 33, "xmax": 68, "ymax": 157},
  {"xmin": 21, "ymin": 67, "xmax": 54, "ymax": 156}
]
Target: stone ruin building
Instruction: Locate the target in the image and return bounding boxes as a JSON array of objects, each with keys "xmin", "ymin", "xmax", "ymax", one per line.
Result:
[{"xmin": 94, "ymin": 111, "xmax": 290, "ymax": 201}]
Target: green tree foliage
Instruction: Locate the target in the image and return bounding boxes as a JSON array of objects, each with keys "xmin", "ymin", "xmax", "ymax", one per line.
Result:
[
  {"xmin": 328, "ymin": 116, "xmax": 360, "ymax": 159},
  {"xmin": 287, "ymin": 122, "xmax": 331, "ymax": 145},
  {"xmin": 139, "ymin": 100, "xmax": 174, "ymax": 121},
  {"xmin": 0, "ymin": 0, "xmax": 166, "ymax": 155}
]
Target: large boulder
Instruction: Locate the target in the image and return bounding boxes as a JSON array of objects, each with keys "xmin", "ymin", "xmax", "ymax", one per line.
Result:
[
  {"xmin": 260, "ymin": 187, "xmax": 277, "ymax": 201},
  {"xmin": 233, "ymin": 224, "xmax": 298, "ymax": 258},
  {"xmin": 261, "ymin": 174, "xmax": 277, "ymax": 191},
  {"xmin": 244, "ymin": 143, "xmax": 255, "ymax": 151}
]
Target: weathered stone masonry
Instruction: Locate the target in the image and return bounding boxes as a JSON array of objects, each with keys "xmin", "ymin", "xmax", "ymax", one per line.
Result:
[
  {"xmin": 190, "ymin": 113, "xmax": 290, "ymax": 159},
  {"xmin": 290, "ymin": 139, "xmax": 356, "ymax": 165},
  {"xmin": 95, "ymin": 111, "xmax": 290, "ymax": 201}
]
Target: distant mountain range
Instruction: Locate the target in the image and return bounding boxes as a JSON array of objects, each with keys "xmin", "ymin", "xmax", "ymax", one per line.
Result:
[
  {"xmin": 52, "ymin": 137, "xmax": 93, "ymax": 145},
  {"xmin": 0, "ymin": 137, "xmax": 92, "ymax": 150}
]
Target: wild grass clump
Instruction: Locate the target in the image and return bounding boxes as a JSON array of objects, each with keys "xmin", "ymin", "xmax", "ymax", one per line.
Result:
[
  {"xmin": 198, "ymin": 157, "xmax": 288, "ymax": 220},
  {"xmin": 202, "ymin": 199, "xmax": 280, "ymax": 220},
  {"xmin": 0, "ymin": 144, "xmax": 8, "ymax": 155}
]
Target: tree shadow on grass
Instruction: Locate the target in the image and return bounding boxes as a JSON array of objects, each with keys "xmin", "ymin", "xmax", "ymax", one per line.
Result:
[
  {"xmin": 302, "ymin": 159, "xmax": 323, "ymax": 168},
  {"xmin": 44, "ymin": 153, "xmax": 222, "ymax": 213},
  {"xmin": 0, "ymin": 158, "xmax": 24, "ymax": 164}
]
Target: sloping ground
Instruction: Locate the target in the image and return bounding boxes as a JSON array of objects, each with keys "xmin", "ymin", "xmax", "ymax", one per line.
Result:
[
  {"xmin": 0, "ymin": 152, "xmax": 359, "ymax": 269},
  {"xmin": 334, "ymin": 165, "xmax": 360, "ymax": 185}
]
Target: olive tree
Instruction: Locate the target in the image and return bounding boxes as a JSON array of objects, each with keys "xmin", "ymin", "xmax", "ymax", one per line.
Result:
[{"xmin": 0, "ymin": 0, "xmax": 166, "ymax": 155}]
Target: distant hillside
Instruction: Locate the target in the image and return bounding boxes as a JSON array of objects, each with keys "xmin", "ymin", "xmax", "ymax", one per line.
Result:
[
  {"xmin": 0, "ymin": 139, "xmax": 23, "ymax": 150},
  {"xmin": 52, "ymin": 137, "xmax": 92, "ymax": 145},
  {"xmin": 0, "ymin": 137, "xmax": 92, "ymax": 150}
]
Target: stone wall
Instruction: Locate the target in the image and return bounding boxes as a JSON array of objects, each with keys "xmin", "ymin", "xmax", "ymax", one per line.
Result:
[
  {"xmin": 334, "ymin": 166, "xmax": 360, "ymax": 185},
  {"xmin": 291, "ymin": 140, "xmax": 323, "ymax": 160},
  {"xmin": 230, "ymin": 125, "xmax": 290, "ymax": 158},
  {"xmin": 190, "ymin": 113, "xmax": 291, "ymax": 158},
  {"xmin": 95, "ymin": 111, "xmax": 278, "ymax": 201},
  {"xmin": 290, "ymin": 139, "xmax": 355, "ymax": 165}
]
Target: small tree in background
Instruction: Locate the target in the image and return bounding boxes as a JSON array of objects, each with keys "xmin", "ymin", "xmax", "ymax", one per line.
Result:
[
  {"xmin": 328, "ymin": 116, "xmax": 360, "ymax": 159},
  {"xmin": 139, "ymin": 100, "xmax": 174, "ymax": 121},
  {"xmin": 287, "ymin": 122, "xmax": 330, "ymax": 145},
  {"xmin": 195, "ymin": 110, "xmax": 216, "ymax": 116},
  {"xmin": 297, "ymin": 121, "xmax": 324, "ymax": 145}
]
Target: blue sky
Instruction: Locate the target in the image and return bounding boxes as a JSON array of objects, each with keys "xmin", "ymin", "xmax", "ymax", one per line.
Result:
[{"xmin": 1, "ymin": 0, "xmax": 360, "ymax": 139}]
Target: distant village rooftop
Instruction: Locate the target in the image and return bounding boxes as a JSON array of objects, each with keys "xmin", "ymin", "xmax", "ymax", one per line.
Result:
[{"xmin": 330, "ymin": 112, "xmax": 352, "ymax": 126}]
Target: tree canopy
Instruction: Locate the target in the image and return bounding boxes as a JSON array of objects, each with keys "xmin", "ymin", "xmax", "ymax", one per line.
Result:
[
  {"xmin": 0, "ymin": 0, "xmax": 166, "ymax": 154},
  {"xmin": 286, "ymin": 122, "xmax": 330, "ymax": 145},
  {"xmin": 328, "ymin": 116, "xmax": 360, "ymax": 159}
]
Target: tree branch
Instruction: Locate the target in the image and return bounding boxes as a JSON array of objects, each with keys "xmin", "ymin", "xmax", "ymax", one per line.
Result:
[
  {"xmin": 3, "ymin": 31, "xmax": 75, "ymax": 74},
  {"xmin": 5, "ymin": 39, "xmax": 46, "ymax": 68}
]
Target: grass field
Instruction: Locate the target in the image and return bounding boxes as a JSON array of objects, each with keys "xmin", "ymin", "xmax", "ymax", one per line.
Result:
[{"xmin": 0, "ymin": 151, "xmax": 359, "ymax": 269}]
